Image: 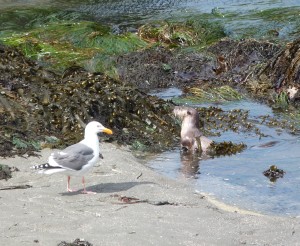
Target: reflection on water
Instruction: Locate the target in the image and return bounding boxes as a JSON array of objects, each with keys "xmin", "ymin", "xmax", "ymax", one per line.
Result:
[
  {"xmin": 180, "ymin": 152, "xmax": 201, "ymax": 178},
  {"xmin": 147, "ymin": 99, "xmax": 300, "ymax": 216},
  {"xmin": 149, "ymin": 87, "xmax": 182, "ymax": 100}
]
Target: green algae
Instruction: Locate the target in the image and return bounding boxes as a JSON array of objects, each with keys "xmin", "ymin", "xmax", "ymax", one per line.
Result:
[
  {"xmin": 0, "ymin": 16, "xmax": 226, "ymax": 76},
  {"xmin": 0, "ymin": 8, "xmax": 88, "ymax": 34},
  {"xmin": 173, "ymin": 85, "xmax": 243, "ymax": 104},
  {"xmin": 138, "ymin": 18, "xmax": 226, "ymax": 49},
  {"xmin": 251, "ymin": 7, "xmax": 300, "ymax": 22},
  {"xmin": 272, "ymin": 92, "xmax": 289, "ymax": 110},
  {"xmin": 0, "ymin": 6, "xmax": 228, "ymax": 78},
  {"xmin": 224, "ymin": 7, "xmax": 300, "ymax": 41},
  {"xmin": 131, "ymin": 140, "xmax": 148, "ymax": 152},
  {"xmin": 1, "ymin": 21, "xmax": 147, "ymax": 76},
  {"xmin": 12, "ymin": 136, "xmax": 41, "ymax": 150}
]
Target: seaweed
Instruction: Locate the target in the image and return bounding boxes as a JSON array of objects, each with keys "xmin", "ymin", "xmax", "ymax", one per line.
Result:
[
  {"xmin": 0, "ymin": 44, "xmax": 179, "ymax": 157},
  {"xmin": 263, "ymin": 165, "xmax": 285, "ymax": 182},
  {"xmin": 174, "ymin": 85, "xmax": 243, "ymax": 104},
  {"xmin": 209, "ymin": 141, "xmax": 246, "ymax": 156},
  {"xmin": 1, "ymin": 21, "xmax": 147, "ymax": 77},
  {"xmin": 0, "ymin": 164, "xmax": 19, "ymax": 180},
  {"xmin": 57, "ymin": 238, "xmax": 93, "ymax": 246},
  {"xmin": 138, "ymin": 18, "xmax": 226, "ymax": 48}
]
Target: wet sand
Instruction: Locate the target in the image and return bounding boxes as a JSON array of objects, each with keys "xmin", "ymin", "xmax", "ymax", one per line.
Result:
[{"xmin": 0, "ymin": 143, "xmax": 299, "ymax": 245}]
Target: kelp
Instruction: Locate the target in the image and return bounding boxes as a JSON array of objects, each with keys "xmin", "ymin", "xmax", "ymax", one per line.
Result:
[
  {"xmin": 196, "ymin": 105, "xmax": 299, "ymax": 138},
  {"xmin": 261, "ymin": 39, "xmax": 300, "ymax": 93},
  {"xmin": 0, "ymin": 44, "xmax": 179, "ymax": 156},
  {"xmin": 0, "ymin": 43, "xmax": 267, "ymax": 158},
  {"xmin": 207, "ymin": 39, "xmax": 280, "ymax": 77},
  {"xmin": 116, "ymin": 39, "xmax": 280, "ymax": 94},
  {"xmin": 197, "ymin": 106, "xmax": 265, "ymax": 139},
  {"xmin": 209, "ymin": 141, "xmax": 246, "ymax": 156},
  {"xmin": 2, "ymin": 22, "xmax": 300, "ymax": 158},
  {"xmin": 254, "ymin": 38, "xmax": 300, "ymax": 110}
]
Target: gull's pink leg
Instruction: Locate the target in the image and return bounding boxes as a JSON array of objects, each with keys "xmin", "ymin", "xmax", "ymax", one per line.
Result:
[
  {"xmin": 67, "ymin": 176, "xmax": 77, "ymax": 192},
  {"xmin": 81, "ymin": 176, "xmax": 96, "ymax": 194}
]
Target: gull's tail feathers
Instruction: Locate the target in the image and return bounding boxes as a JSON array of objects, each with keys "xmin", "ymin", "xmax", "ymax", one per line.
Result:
[{"xmin": 31, "ymin": 163, "xmax": 64, "ymax": 174}]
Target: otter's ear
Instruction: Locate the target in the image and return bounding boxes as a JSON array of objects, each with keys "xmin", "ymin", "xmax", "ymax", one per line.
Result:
[{"xmin": 187, "ymin": 110, "xmax": 192, "ymax": 115}]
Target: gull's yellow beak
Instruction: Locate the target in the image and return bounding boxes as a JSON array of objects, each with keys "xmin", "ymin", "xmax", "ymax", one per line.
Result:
[{"xmin": 103, "ymin": 128, "xmax": 113, "ymax": 135}]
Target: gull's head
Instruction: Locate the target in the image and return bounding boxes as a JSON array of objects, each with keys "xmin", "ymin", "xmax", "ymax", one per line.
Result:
[{"xmin": 85, "ymin": 121, "xmax": 113, "ymax": 136}]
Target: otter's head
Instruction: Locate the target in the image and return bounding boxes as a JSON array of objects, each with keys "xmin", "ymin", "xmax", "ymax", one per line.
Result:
[{"xmin": 173, "ymin": 106, "xmax": 198, "ymax": 120}]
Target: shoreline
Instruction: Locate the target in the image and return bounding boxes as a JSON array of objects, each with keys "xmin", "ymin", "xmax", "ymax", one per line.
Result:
[
  {"xmin": 0, "ymin": 143, "xmax": 299, "ymax": 245},
  {"xmin": 199, "ymin": 193, "xmax": 263, "ymax": 216}
]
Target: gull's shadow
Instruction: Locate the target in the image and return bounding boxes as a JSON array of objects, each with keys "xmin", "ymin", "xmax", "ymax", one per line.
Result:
[{"xmin": 60, "ymin": 181, "xmax": 153, "ymax": 196}]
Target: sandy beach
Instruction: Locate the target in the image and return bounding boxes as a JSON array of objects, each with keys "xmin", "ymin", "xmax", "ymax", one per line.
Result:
[{"xmin": 0, "ymin": 143, "xmax": 299, "ymax": 245}]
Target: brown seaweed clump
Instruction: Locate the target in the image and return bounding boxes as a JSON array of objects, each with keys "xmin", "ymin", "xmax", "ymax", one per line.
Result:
[
  {"xmin": 209, "ymin": 141, "xmax": 247, "ymax": 156},
  {"xmin": 57, "ymin": 238, "xmax": 92, "ymax": 246},
  {"xmin": 0, "ymin": 164, "xmax": 12, "ymax": 180},
  {"xmin": 0, "ymin": 164, "xmax": 19, "ymax": 180},
  {"xmin": 116, "ymin": 39, "xmax": 280, "ymax": 96},
  {"xmin": 263, "ymin": 165, "xmax": 285, "ymax": 182},
  {"xmin": 0, "ymin": 44, "xmax": 179, "ymax": 157},
  {"xmin": 259, "ymin": 39, "xmax": 300, "ymax": 106},
  {"xmin": 262, "ymin": 39, "xmax": 300, "ymax": 90}
]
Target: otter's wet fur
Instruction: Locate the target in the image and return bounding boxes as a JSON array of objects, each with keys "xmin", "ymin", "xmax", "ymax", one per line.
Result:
[{"xmin": 173, "ymin": 106, "xmax": 212, "ymax": 154}]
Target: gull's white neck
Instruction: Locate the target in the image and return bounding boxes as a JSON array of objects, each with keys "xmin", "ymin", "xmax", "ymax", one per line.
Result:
[{"xmin": 81, "ymin": 132, "xmax": 100, "ymax": 152}]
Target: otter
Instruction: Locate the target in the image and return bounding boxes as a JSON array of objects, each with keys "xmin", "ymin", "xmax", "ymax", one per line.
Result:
[{"xmin": 173, "ymin": 106, "xmax": 212, "ymax": 154}]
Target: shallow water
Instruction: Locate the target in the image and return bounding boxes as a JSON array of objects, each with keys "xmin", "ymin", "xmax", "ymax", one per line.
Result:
[
  {"xmin": 1, "ymin": 1, "xmax": 299, "ymax": 39},
  {"xmin": 147, "ymin": 89, "xmax": 300, "ymax": 216}
]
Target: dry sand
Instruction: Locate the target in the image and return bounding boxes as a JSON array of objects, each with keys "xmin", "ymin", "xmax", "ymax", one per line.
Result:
[{"xmin": 0, "ymin": 143, "xmax": 299, "ymax": 245}]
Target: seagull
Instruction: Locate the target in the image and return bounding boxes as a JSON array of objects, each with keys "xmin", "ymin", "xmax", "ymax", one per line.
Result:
[{"xmin": 32, "ymin": 121, "xmax": 113, "ymax": 194}]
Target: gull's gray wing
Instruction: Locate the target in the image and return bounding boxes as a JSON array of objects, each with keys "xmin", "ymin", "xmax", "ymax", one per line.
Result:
[{"xmin": 52, "ymin": 143, "xmax": 95, "ymax": 171}]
